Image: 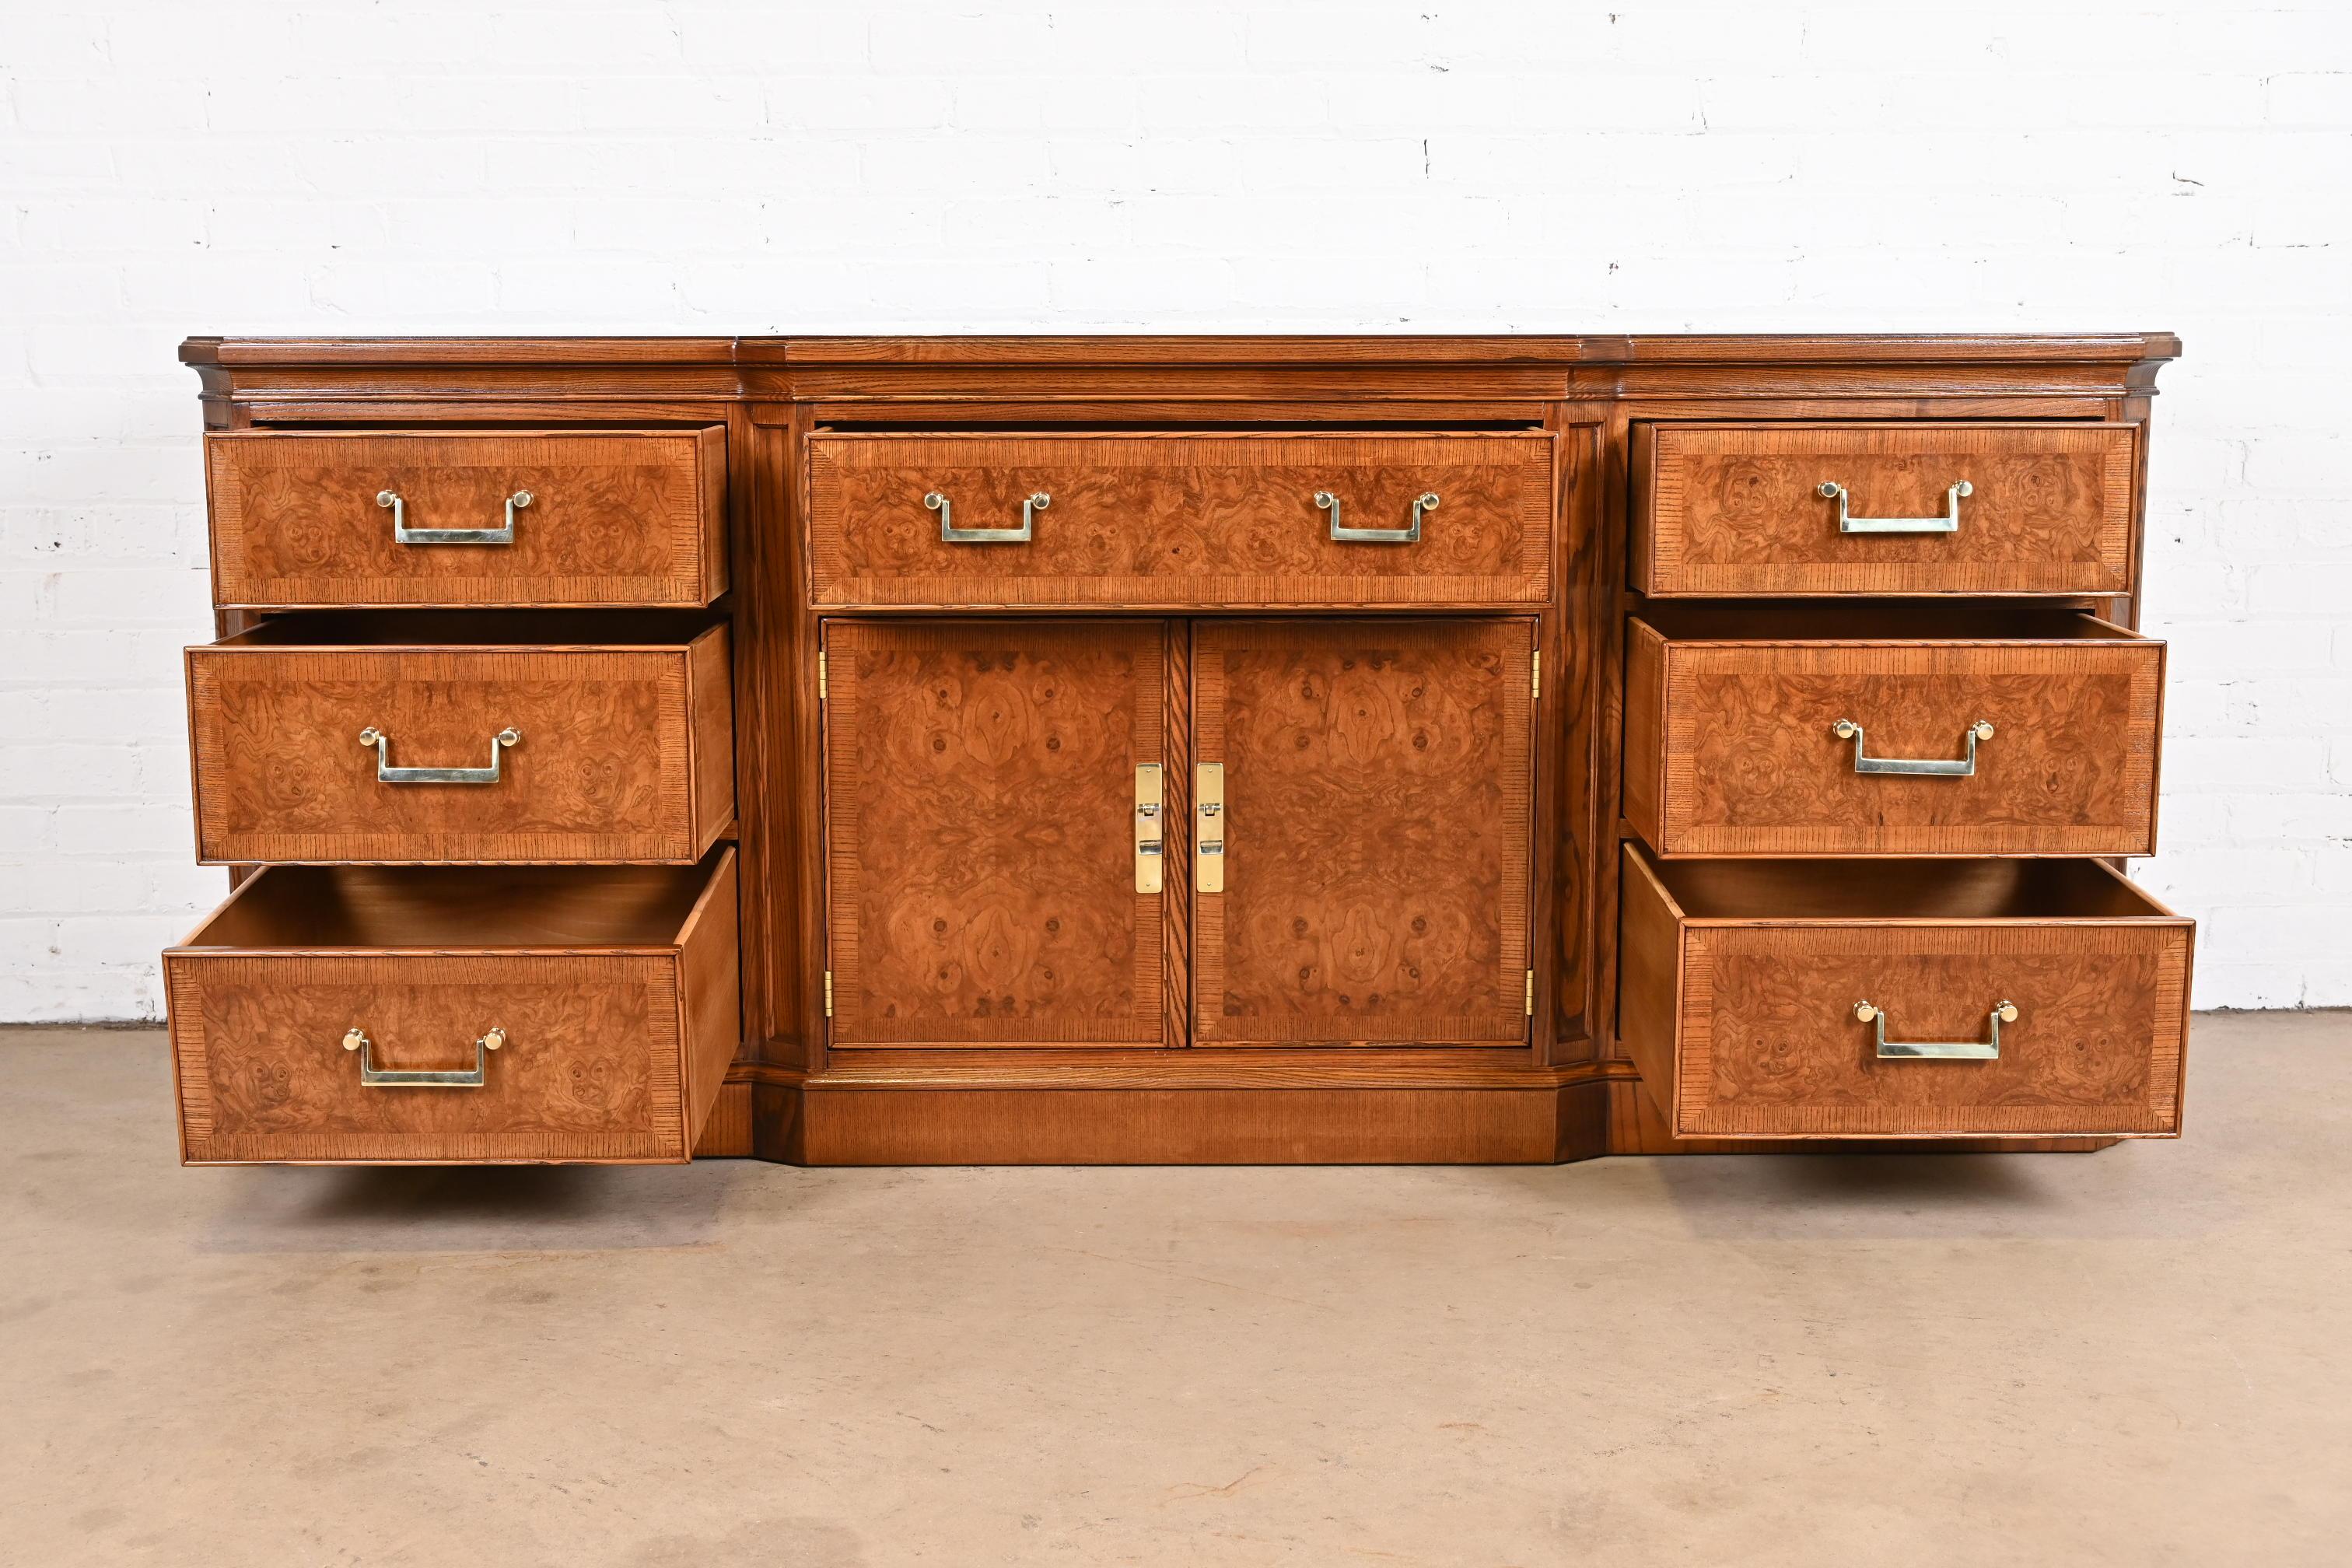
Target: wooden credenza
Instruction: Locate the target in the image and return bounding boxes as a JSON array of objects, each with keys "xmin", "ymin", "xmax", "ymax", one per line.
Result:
[{"xmin": 163, "ymin": 334, "xmax": 2193, "ymax": 1165}]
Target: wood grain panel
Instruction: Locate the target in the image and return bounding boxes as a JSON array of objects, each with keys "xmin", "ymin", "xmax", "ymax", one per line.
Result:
[
  {"xmin": 823, "ymin": 620, "xmax": 1170, "ymax": 1047},
  {"xmin": 1624, "ymin": 612, "xmax": 2162, "ymax": 856},
  {"xmin": 1616, "ymin": 846, "xmax": 2192, "ymax": 1140},
  {"xmin": 166, "ymin": 852, "xmax": 740, "ymax": 1164},
  {"xmin": 807, "ymin": 432, "xmax": 1554, "ymax": 607},
  {"xmin": 205, "ymin": 429, "xmax": 726, "ymax": 607},
  {"xmin": 187, "ymin": 626, "xmax": 732, "ymax": 864},
  {"xmin": 1634, "ymin": 422, "xmax": 2135, "ymax": 597},
  {"xmin": 1194, "ymin": 619, "xmax": 1534, "ymax": 1046}
]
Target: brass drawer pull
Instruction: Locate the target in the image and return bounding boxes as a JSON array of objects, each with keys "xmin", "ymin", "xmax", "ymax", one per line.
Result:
[
  {"xmin": 378, "ymin": 488, "xmax": 530, "ymax": 545},
  {"xmin": 928, "ymin": 488, "xmax": 1047, "ymax": 543},
  {"xmin": 1195, "ymin": 762, "xmax": 1225, "ymax": 894},
  {"xmin": 341, "ymin": 1026, "xmax": 505, "ymax": 1087},
  {"xmin": 1832, "ymin": 718, "xmax": 1993, "ymax": 777},
  {"xmin": 1135, "ymin": 763, "xmax": 1164, "ymax": 895},
  {"xmin": 1855, "ymin": 1000, "xmax": 2016, "ymax": 1061},
  {"xmin": 359, "ymin": 726, "xmax": 520, "ymax": 785},
  {"xmin": 1817, "ymin": 478, "xmax": 1970, "ymax": 534},
  {"xmin": 1317, "ymin": 489, "xmax": 1437, "ymax": 543}
]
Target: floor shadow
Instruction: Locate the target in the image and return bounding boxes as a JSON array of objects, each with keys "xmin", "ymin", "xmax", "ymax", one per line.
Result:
[{"xmin": 194, "ymin": 1160, "xmax": 753, "ymax": 1255}]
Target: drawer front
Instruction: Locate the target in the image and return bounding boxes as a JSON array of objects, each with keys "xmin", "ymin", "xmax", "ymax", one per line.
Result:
[
  {"xmin": 205, "ymin": 429, "xmax": 728, "ymax": 607},
  {"xmin": 1619, "ymin": 851, "xmax": 2192, "ymax": 1140},
  {"xmin": 808, "ymin": 432, "xmax": 1554, "ymax": 607},
  {"xmin": 187, "ymin": 632, "xmax": 733, "ymax": 863},
  {"xmin": 1625, "ymin": 623, "xmax": 2162, "ymax": 856},
  {"xmin": 1633, "ymin": 422, "xmax": 2135, "ymax": 597},
  {"xmin": 168, "ymin": 953, "xmax": 695, "ymax": 1162},
  {"xmin": 167, "ymin": 852, "xmax": 740, "ymax": 1165}
]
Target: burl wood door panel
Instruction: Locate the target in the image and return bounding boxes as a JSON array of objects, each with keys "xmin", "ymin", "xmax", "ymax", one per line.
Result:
[
  {"xmin": 1632, "ymin": 422, "xmax": 2135, "ymax": 597},
  {"xmin": 1618, "ymin": 849, "xmax": 2192, "ymax": 1139},
  {"xmin": 1193, "ymin": 619, "xmax": 1534, "ymax": 1047},
  {"xmin": 807, "ymin": 432, "xmax": 1554, "ymax": 608},
  {"xmin": 166, "ymin": 853, "xmax": 740, "ymax": 1164},
  {"xmin": 823, "ymin": 620, "xmax": 1171, "ymax": 1048},
  {"xmin": 187, "ymin": 623, "xmax": 733, "ymax": 864},
  {"xmin": 1623, "ymin": 611, "xmax": 2162, "ymax": 856},
  {"xmin": 205, "ymin": 429, "xmax": 729, "ymax": 607}
]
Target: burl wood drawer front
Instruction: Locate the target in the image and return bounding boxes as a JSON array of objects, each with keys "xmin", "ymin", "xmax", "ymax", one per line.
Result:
[
  {"xmin": 1623, "ymin": 606, "xmax": 2162, "ymax": 857},
  {"xmin": 204, "ymin": 429, "xmax": 727, "ymax": 607},
  {"xmin": 1632, "ymin": 422, "xmax": 2135, "ymax": 597},
  {"xmin": 1618, "ymin": 849, "xmax": 2192, "ymax": 1139},
  {"xmin": 166, "ymin": 853, "xmax": 740, "ymax": 1164},
  {"xmin": 807, "ymin": 432, "xmax": 1555, "ymax": 608},
  {"xmin": 187, "ymin": 615, "xmax": 733, "ymax": 864}
]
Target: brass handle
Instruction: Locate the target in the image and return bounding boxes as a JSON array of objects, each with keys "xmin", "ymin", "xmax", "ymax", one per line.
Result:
[
  {"xmin": 1855, "ymin": 1000, "xmax": 2016, "ymax": 1061},
  {"xmin": 1317, "ymin": 489, "xmax": 1437, "ymax": 543},
  {"xmin": 929, "ymin": 489, "xmax": 1047, "ymax": 543},
  {"xmin": 1195, "ymin": 762, "xmax": 1225, "ymax": 894},
  {"xmin": 1818, "ymin": 479, "xmax": 1970, "ymax": 534},
  {"xmin": 1832, "ymin": 718, "xmax": 1993, "ymax": 778},
  {"xmin": 359, "ymin": 726, "xmax": 520, "ymax": 785},
  {"xmin": 1135, "ymin": 763, "xmax": 1164, "ymax": 895},
  {"xmin": 341, "ymin": 1025, "xmax": 506, "ymax": 1087},
  {"xmin": 378, "ymin": 488, "xmax": 529, "ymax": 545}
]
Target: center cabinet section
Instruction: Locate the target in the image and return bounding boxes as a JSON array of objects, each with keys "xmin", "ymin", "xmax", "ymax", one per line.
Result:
[
  {"xmin": 818, "ymin": 618, "xmax": 1538, "ymax": 1051},
  {"xmin": 806, "ymin": 432, "xmax": 1556, "ymax": 609}
]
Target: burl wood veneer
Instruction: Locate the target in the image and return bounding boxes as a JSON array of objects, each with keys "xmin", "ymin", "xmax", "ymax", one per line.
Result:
[
  {"xmin": 172, "ymin": 332, "xmax": 2190, "ymax": 1167},
  {"xmin": 205, "ymin": 429, "xmax": 729, "ymax": 608}
]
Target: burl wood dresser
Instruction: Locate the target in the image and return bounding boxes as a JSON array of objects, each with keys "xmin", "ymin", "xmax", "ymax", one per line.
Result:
[{"xmin": 164, "ymin": 334, "xmax": 2193, "ymax": 1166}]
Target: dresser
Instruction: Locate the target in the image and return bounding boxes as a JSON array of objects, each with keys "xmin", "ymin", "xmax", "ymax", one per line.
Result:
[{"xmin": 163, "ymin": 334, "xmax": 2192, "ymax": 1164}]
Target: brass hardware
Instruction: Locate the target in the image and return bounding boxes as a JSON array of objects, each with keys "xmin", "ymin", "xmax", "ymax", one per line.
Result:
[
  {"xmin": 1531, "ymin": 648, "xmax": 1541, "ymax": 702},
  {"xmin": 358, "ymin": 726, "xmax": 520, "ymax": 785},
  {"xmin": 378, "ymin": 487, "xmax": 529, "ymax": 545},
  {"xmin": 1818, "ymin": 478, "xmax": 1970, "ymax": 534},
  {"xmin": 1134, "ymin": 763, "xmax": 1165, "ymax": 895},
  {"xmin": 1855, "ymin": 999, "xmax": 2018, "ymax": 1060},
  {"xmin": 824, "ymin": 971, "xmax": 835, "ymax": 1019},
  {"xmin": 1832, "ymin": 718, "xmax": 1994, "ymax": 777},
  {"xmin": 1317, "ymin": 488, "xmax": 1438, "ymax": 543},
  {"xmin": 1524, "ymin": 970, "xmax": 1535, "ymax": 1017},
  {"xmin": 340, "ymin": 1024, "xmax": 503, "ymax": 1087},
  {"xmin": 817, "ymin": 650, "xmax": 828, "ymax": 700},
  {"xmin": 929, "ymin": 488, "xmax": 1047, "ymax": 543},
  {"xmin": 1195, "ymin": 762, "xmax": 1225, "ymax": 894}
]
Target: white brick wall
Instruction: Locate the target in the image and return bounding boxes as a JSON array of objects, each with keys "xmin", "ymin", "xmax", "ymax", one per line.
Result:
[{"xmin": 3, "ymin": 0, "xmax": 2347, "ymax": 1019}]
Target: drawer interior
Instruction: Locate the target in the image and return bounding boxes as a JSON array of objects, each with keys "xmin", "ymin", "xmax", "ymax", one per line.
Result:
[
  {"xmin": 184, "ymin": 859, "xmax": 721, "ymax": 949},
  {"xmin": 1631, "ymin": 601, "xmax": 2139, "ymax": 642},
  {"xmin": 212, "ymin": 609, "xmax": 722, "ymax": 649},
  {"xmin": 1642, "ymin": 856, "xmax": 2173, "ymax": 922}
]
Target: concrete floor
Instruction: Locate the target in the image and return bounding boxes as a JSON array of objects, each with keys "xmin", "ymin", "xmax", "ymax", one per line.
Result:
[{"xmin": 2, "ymin": 1014, "xmax": 2347, "ymax": 1566}]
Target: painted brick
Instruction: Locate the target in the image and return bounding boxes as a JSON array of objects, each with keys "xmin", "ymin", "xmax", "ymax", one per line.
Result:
[{"xmin": 0, "ymin": 0, "xmax": 2346, "ymax": 1017}]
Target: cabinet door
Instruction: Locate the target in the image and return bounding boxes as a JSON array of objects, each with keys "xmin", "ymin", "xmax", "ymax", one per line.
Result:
[
  {"xmin": 822, "ymin": 621, "xmax": 1172, "ymax": 1048},
  {"xmin": 1193, "ymin": 619, "xmax": 1535, "ymax": 1047}
]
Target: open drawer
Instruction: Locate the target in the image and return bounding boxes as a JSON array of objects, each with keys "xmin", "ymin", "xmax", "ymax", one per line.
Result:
[
  {"xmin": 165, "ymin": 850, "xmax": 740, "ymax": 1164},
  {"xmin": 1618, "ymin": 845, "xmax": 2192, "ymax": 1139},
  {"xmin": 187, "ymin": 611, "xmax": 733, "ymax": 865},
  {"xmin": 1623, "ymin": 604, "xmax": 2163, "ymax": 858}
]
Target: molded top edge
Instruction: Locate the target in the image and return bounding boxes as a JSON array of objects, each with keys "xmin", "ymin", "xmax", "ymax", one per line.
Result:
[{"xmin": 179, "ymin": 332, "xmax": 2183, "ymax": 369}]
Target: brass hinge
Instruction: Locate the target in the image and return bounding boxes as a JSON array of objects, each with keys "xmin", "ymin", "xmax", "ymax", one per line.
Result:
[
  {"xmin": 817, "ymin": 650, "xmax": 828, "ymax": 700},
  {"xmin": 1531, "ymin": 649, "xmax": 1542, "ymax": 702},
  {"xmin": 823, "ymin": 970, "xmax": 834, "ymax": 1018},
  {"xmin": 1525, "ymin": 969, "xmax": 1535, "ymax": 1017}
]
